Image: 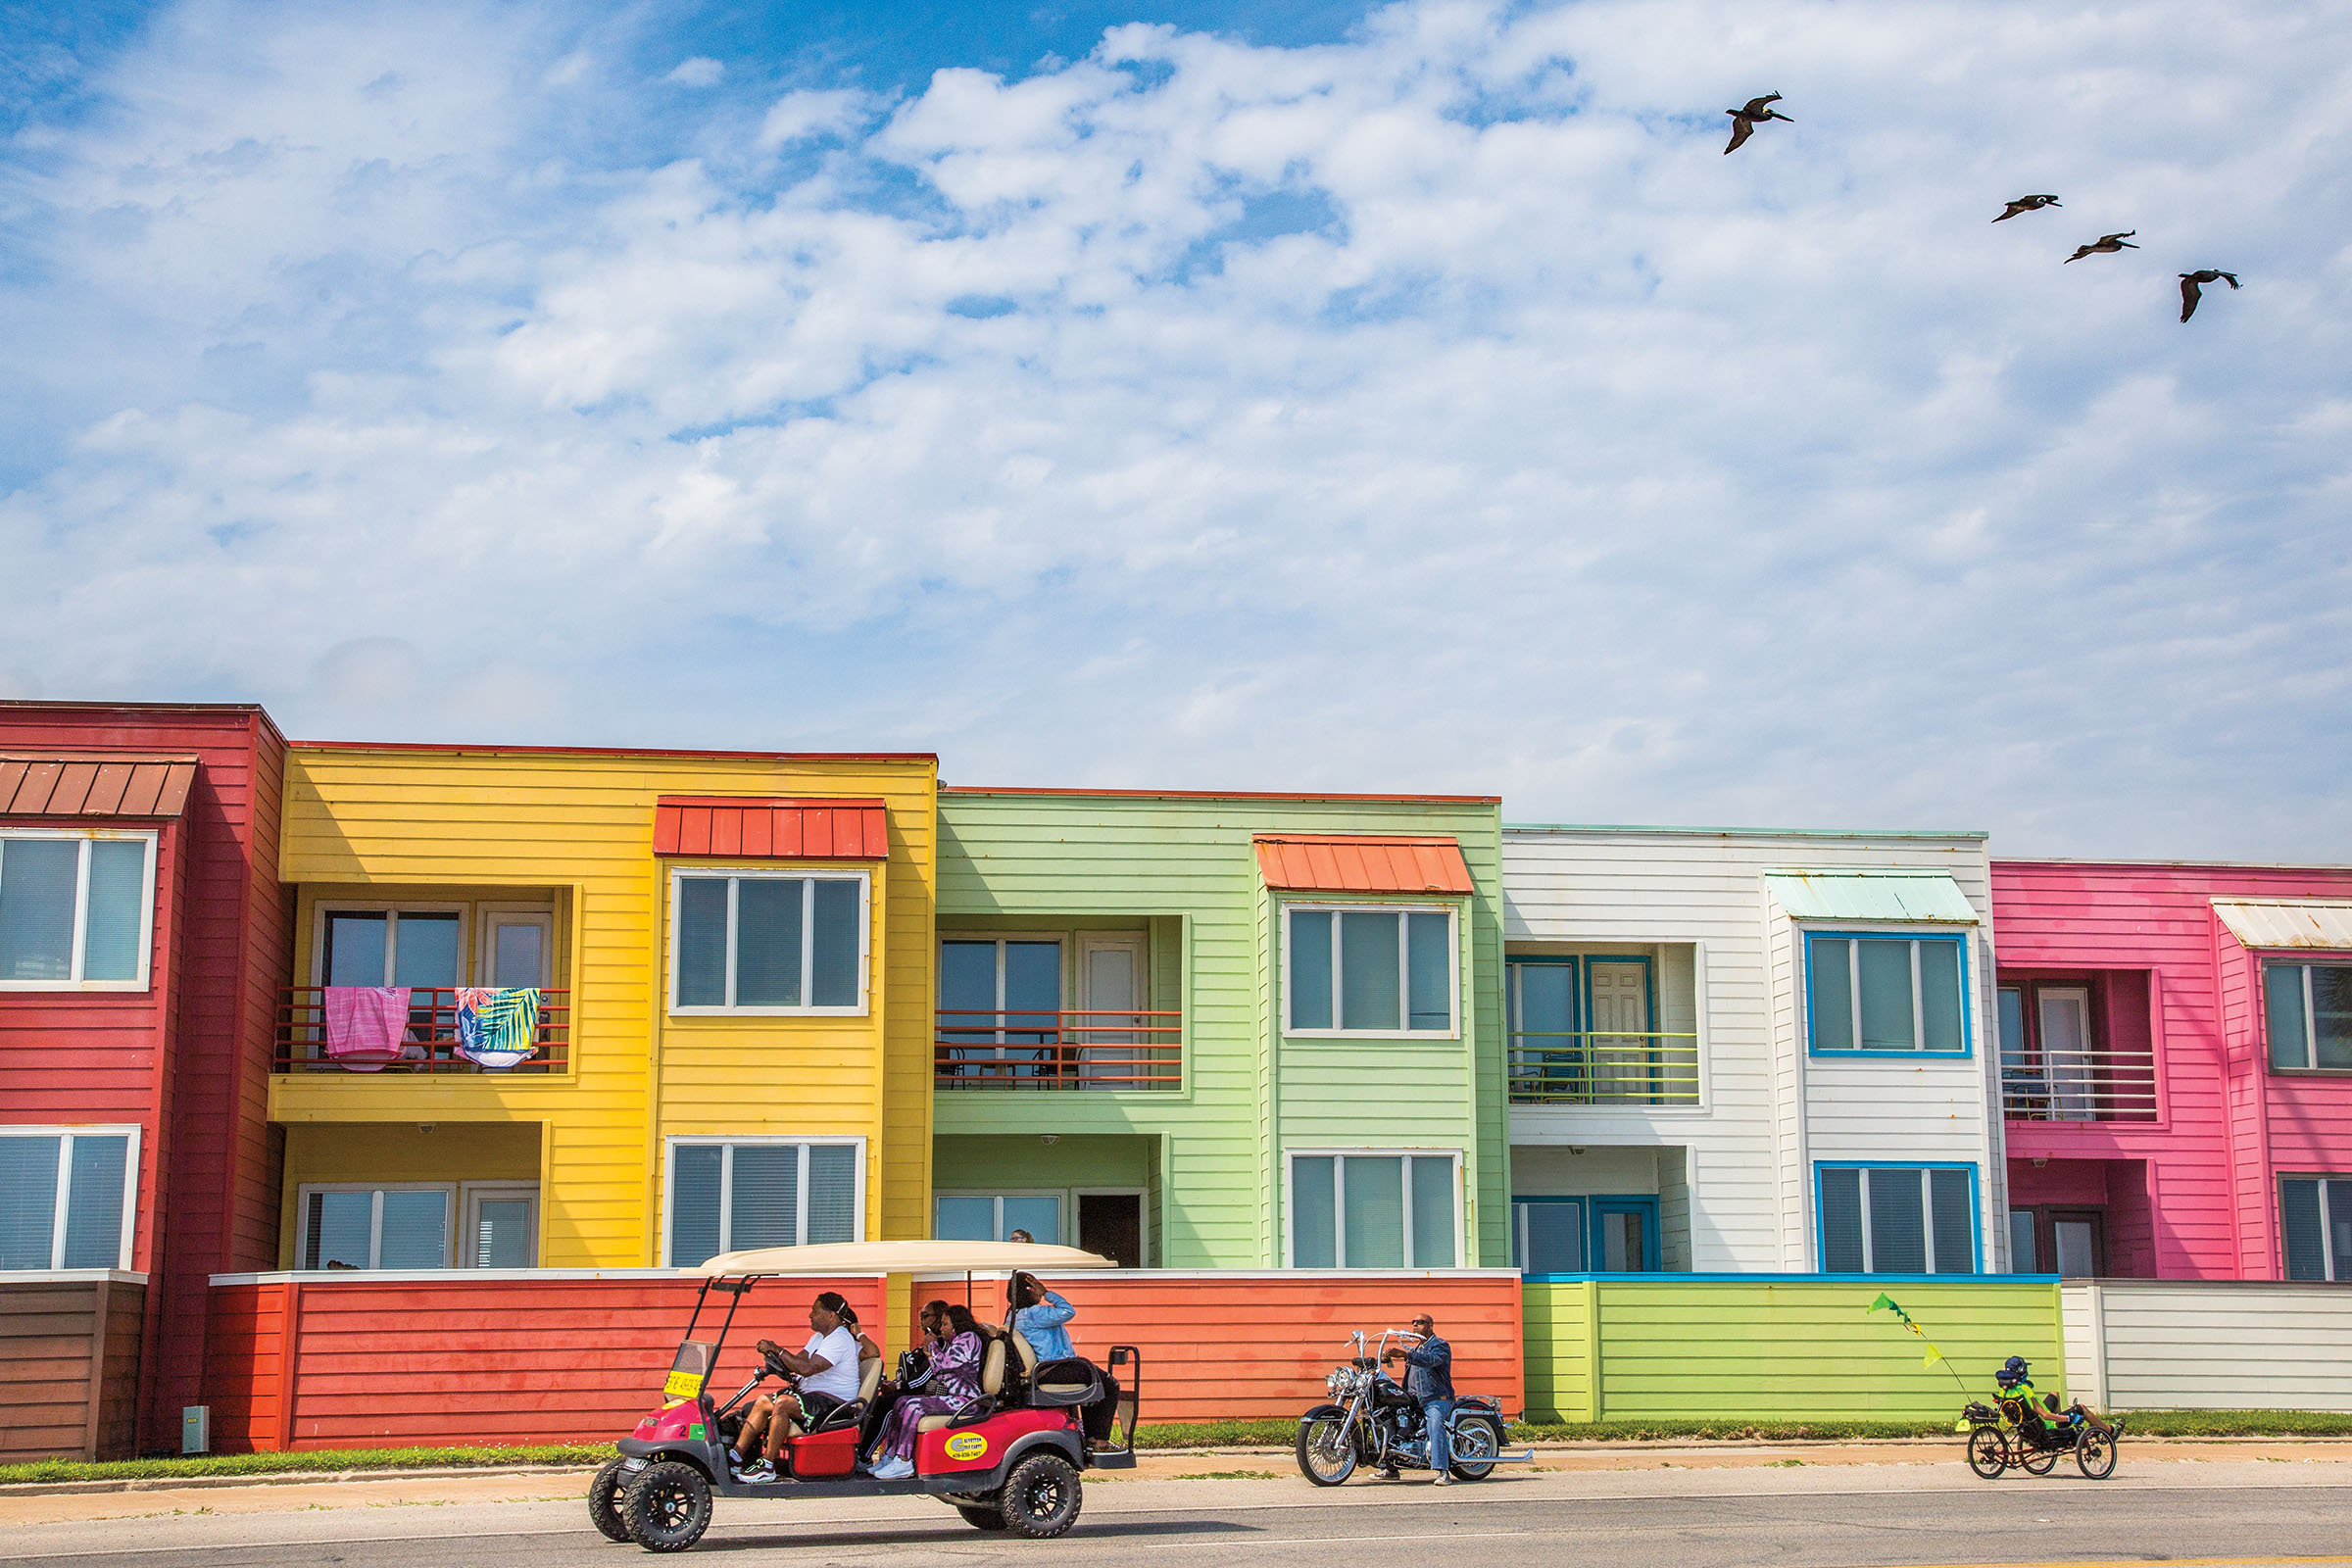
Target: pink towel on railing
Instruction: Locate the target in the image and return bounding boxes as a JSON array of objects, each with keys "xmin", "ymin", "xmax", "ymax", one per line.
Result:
[{"xmin": 323, "ymin": 986, "xmax": 413, "ymax": 1071}]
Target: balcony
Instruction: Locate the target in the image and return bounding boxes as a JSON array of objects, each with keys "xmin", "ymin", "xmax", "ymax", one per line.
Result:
[
  {"xmin": 2001, "ymin": 1050, "xmax": 2158, "ymax": 1122},
  {"xmin": 274, "ymin": 986, "xmax": 571, "ymax": 1074},
  {"xmin": 934, "ymin": 1008, "xmax": 1182, "ymax": 1091},
  {"xmin": 1509, "ymin": 1032, "xmax": 1700, "ymax": 1106}
]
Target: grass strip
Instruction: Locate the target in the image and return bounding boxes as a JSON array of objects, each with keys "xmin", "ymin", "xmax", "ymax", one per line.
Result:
[{"xmin": 0, "ymin": 1444, "xmax": 613, "ymax": 1487}]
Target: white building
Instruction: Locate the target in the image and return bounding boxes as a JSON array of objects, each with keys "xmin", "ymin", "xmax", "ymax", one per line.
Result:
[{"xmin": 1501, "ymin": 825, "xmax": 2006, "ymax": 1276}]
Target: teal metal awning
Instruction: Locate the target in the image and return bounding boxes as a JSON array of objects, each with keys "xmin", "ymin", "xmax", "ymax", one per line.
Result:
[{"xmin": 1761, "ymin": 869, "xmax": 1978, "ymax": 924}]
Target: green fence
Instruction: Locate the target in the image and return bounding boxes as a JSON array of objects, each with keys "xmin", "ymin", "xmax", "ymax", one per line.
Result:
[{"xmin": 1523, "ymin": 1275, "xmax": 2065, "ymax": 1422}]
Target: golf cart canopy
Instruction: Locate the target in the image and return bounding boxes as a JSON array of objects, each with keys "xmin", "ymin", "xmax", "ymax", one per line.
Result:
[{"xmin": 695, "ymin": 1240, "xmax": 1118, "ymax": 1278}]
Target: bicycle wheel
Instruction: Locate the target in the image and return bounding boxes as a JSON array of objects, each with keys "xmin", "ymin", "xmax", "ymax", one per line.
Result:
[
  {"xmin": 2077, "ymin": 1429, "xmax": 2117, "ymax": 1480},
  {"xmin": 1966, "ymin": 1427, "xmax": 2006, "ymax": 1479},
  {"xmin": 2019, "ymin": 1440, "xmax": 2060, "ymax": 1476}
]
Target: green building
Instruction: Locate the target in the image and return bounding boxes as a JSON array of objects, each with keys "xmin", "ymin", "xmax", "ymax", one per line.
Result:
[{"xmin": 929, "ymin": 787, "xmax": 1507, "ymax": 1267}]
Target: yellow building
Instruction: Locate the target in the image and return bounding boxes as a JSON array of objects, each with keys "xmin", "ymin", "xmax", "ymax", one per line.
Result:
[{"xmin": 269, "ymin": 742, "xmax": 937, "ymax": 1271}]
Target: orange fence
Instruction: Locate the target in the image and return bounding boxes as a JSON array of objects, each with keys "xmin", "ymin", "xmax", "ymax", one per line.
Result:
[
  {"xmin": 201, "ymin": 1273, "xmax": 887, "ymax": 1451},
  {"xmin": 905, "ymin": 1270, "xmax": 1524, "ymax": 1421},
  {"xmin": 272, "ymin": 987, "xmax": 571, "ymax": 1073},
  {"xmin": 934, "ymin": 1008, "xmax": 1183, "ymax": 1090}
]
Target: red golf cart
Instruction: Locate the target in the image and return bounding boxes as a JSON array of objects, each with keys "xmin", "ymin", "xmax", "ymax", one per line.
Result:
[{"xmin": 592, "ymin": 1241, "xmax": 1138, "ymax": 1552}]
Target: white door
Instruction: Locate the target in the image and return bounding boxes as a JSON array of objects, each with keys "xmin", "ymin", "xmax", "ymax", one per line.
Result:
[
  {"xmin": 1078, "ymin": 935, "xmax": 1146, "ymax": 1088},
  {"xmin": 481, "ymin": 910, "xmax": 553, "ymax": 989},
  {"xmin": 2039, "ymin": 988, "xmax": 2094, "ymax": 1120},
  {"xmin": 462, "ymin": 1184, "xmax": 539, "ymax": 1268},
  {"xmin": 1588, "ymin": 962, "xmax": 1650, "ymax": 1100}
]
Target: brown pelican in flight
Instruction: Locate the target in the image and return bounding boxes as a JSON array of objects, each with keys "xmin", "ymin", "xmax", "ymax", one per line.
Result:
[
  {"xmin": 1993, "ymin": 194, "xmax": 2061, "ymax": 222},
  {"xmin": 2179, "ymin": 270, "xmax": 2240, "ymax": 321},
  {"xmin": 1724, "ymin": 94, "xmax": 1792, "ymax": 154},
  {"xmin": 2064, "ymin": 231, "xmax": 2137, "ymax": 263}
]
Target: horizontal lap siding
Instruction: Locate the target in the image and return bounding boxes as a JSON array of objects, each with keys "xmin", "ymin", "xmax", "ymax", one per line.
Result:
[
  {"xmin": 203, "ymin": 1284, "xmax": 282, "ymax": 1451},
  {"xmin": 905, "ymin": 1272, "xmax": 1522, "ymax": 1422},
  {"xmin": 0, "ymin": 1280, "xmax": 145, "ymax": 1462},
  {"xmin": 2076, "ymin": 1282, "xmax": 2352, "ymax": 1410}
]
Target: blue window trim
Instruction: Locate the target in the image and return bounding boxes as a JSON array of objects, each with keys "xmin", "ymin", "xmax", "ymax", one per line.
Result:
[
  {"xmin": 1802, "ymin": 928, "xmax": 1975, "ymax": 1059},
  {"xmin": 1508, "ymin": 955, "xmax": 1581, "ymax": 1032},
  {"xmin": 1510, "ymin": 1193, "xmax": 1663, "ymax": 1273},
  {"xmin": 1510, "ymin": 1195, "xmax": 1586, "ymax": 1272},
  {"xmin": 1813, "ymin": 1160, "xmax": 1983, "ymax": 1275}
]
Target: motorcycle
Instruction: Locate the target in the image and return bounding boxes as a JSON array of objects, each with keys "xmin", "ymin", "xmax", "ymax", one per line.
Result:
[{"xmin": 1295, "ymin": 1329, "xmax": 1528, "ymax": 1486}]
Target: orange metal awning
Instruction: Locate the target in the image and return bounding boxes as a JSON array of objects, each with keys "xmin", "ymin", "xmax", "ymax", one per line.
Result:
[
  {"xmin": 1252, "ymin": 834, "xmax": 1475, "ymax": 896},
  {"xmin": 654, "ymin": 797, "xmax": 890, "ymax": 859},
  {"xmin": 0, "ymin": 755, "xmax": 197, "ymax": 818}
]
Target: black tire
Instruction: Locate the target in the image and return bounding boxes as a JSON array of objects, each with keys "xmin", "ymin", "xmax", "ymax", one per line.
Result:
[
  {"xmin": 1447, "ymin": 1416, "xmax": 1502, "ymax": 1481},
  {"xmin": 621, "ymin": 1460, "xmax": 711, "ymax": 1553},
  {"xmin": 2077, "ymin": 1428, "xmax": 2117, "ymax": 1480},
  {"xmin": 2019, "ymin": 1441, "xmax": 2060, "ymax": 1476},
  {"xmin": 1966, "ymin": 1426, "xmax": 2006, "ymax": 1479},
  {"xmin": 999, "ymin": 1451, "xmax": 1084, "ymax": 1540},
  {"xmin": 1297, "ymin": 1415, "xmax": 1358, "ymax": 1487},
  {"xmin": 588, "ymin": 1457, "xmax": 635, "ymax": 1543},
  {"xmin": 956, "ymin": 1503, "xmax": 1010, "ymax": 1530}
]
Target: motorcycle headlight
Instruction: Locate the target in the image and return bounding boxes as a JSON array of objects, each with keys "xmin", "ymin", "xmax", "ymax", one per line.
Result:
[{"xmin": 1327, "ymin": 1369, "xmax": 1345, "ymax": 1397}]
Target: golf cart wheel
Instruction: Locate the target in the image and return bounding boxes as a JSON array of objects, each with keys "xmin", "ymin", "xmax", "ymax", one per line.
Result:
[
  {"xmin": 956, "ymin": 1502, "xmax": 1010, "ymax": 1530},
  {"xmin": 588, "ymin": 1457, "xmax": 635, "ymax": 1542},
  {"xmin": 999, "ymin": 1452, "xmax": 1083, "ymax": 1539},
  {"xmin": 1447, "ymin": 1416, "xmax": 1503, "ymax": 1481},
  {"xmin": 2019, "ymin": 1442, "xmax": 2060, "ymax": 1476},
  {"xmin": 2077, "ymin": 1429, "xmax": 2118, "ymax": 1480},
  {"xmin": 1297, "ymin": 1414, "xmax": 1358, "ymax": 1487},
  {"xmin": 1965, "ymin": 1427, "xmax": 2007, "ymax": 1479},
  {"xmin": 621, "ymin": 1460, "xmax": 711, "ymax": 1553}
]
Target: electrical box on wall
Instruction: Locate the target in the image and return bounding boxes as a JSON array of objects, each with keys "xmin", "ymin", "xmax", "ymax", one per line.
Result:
[{"xmin": 181, "ymin": 1405, "xmax": 210, "ymax": 1455}]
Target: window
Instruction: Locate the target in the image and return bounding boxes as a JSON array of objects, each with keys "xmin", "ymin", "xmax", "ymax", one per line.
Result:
[
  {"xmin": 665, "ymin": 1139, "xmax": 862, "ymax": 1266},
  {"xmin": 461, "ymin": 1183, "xmax": 539, "ymax": 1268},
  {"xmin": 2282, "ymin": 1177, "xmax": 2352, "ymax": 1282},
  {"xmin": 1807, "ymin": 933, "xmax": 1968, "ymax": 1054},
  {"xmin": 2008, "ymin": 1208, "xmax": 2038, "ymax": 1272},
  {"xmin": 0, "ymin": 1128, "xmax": 136, "ymax": 1270},
  {"xmin": 1512, "ymin": 1197, "xmax": 1587, "ymax": 1274},
  {"xmin": 1286, "ymin": 906, "xmax": 1455, "ymax": 1036},
  {"xmin": 934, "ymin": 1194, "xmax": 1063, "ymax": 1245},
  {"xmin": 479, "ymin": 907, "xmax": 554, "ymax": 989},
  {"xmin": 1817, "ymin": 1164, "xmax": 1978, "ymax": 1274},
  {"xmin": 298, "ymin": 1185, "xmax": 453, "ymax": 1269},
  {"xmin": 2266, "ymin": 963, "xmax": 2352, "ymax": 1071},
  {"xmin": 1288, "ymin": 1152, "xmax": 1458, "ymax": 1267},
  {"xmin": 669, "ymin": 872, "xmax": 867, "ymax": 1013},
  {"xmin": 318, "ymin": 906, "xmax": 463, "ymax": 988},
  {"xmin": 0, "ymin": 831, "xmax": 156, "ymax": 990}
]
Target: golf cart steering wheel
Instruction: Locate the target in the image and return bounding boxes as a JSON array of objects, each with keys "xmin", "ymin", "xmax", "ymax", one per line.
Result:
[{"xmin": 757, "ymin": 1339, "xmax": 792, "ymax": 1379}]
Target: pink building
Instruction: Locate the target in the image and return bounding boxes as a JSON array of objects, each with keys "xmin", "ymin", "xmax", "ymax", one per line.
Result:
[{"xmin": 1995, "ymin": 859, "xmax": 2352, "ymax": 1282}]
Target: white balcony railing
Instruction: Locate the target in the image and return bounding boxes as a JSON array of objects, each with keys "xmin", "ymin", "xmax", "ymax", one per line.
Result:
[{"xmin": 2002, "ymin": 1048, "xmax": 2159, "ymax": 1122}]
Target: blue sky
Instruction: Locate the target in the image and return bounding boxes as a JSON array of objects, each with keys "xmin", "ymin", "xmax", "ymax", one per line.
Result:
[{"xmin": 3, "ymin": 0, "xmax": 2347, "ymax": 858}]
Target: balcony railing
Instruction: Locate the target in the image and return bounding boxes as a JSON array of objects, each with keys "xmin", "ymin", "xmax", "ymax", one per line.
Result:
[
  {"xmin": 1509, "ymin": 1032, "xmax": 1700, "ymax": 1106},
  {"xmin": 2002, "ymin": 1049, "xmax": 2158, "ymax": 1122},
  {"xmin": 935, "ymin": 1008, "xmax": 1182, "ymax": 1091},
  {"xmin": 274, "ymin": 987, "xmax": 570, "ymax": 1073}
]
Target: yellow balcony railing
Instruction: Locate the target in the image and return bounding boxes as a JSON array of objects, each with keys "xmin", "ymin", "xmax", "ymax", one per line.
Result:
[{"xmin": 1509, "ymin": 1032, "xmax": 1700, "ymax": 1105}]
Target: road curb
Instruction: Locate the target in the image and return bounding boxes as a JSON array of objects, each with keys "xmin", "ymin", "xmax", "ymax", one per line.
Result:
[{"xmin": 0, "ymin": 1464, "xmax": 604, "ymax": 1499}]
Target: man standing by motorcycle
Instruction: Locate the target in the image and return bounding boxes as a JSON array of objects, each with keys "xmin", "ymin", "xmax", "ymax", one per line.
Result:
[{"xmin": 1380, "ymin": 1313, "xmax": 1455, "ymax": 1485}]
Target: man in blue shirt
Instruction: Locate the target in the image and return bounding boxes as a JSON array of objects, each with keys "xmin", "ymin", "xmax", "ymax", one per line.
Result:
[{"xmin": 1381, "ymin": 1313, "xmax": 1455, "ymax": 1485}]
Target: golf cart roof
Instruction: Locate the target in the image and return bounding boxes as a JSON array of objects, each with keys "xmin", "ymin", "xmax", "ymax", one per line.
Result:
[{"xmin": 695, "ymin": 1240, "xmax": 1119, "ymax": 1277}]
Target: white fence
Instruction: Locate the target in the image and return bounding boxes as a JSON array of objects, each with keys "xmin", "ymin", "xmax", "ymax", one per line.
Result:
[{"xmin": 2063, "ymin": 1281, "xmax": 2352, "ymax": 1412}]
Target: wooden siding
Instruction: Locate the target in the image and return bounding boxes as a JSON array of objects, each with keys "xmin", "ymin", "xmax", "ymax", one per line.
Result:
[
  {"xmin": 935, "ymin": 794, "xmax": 1506, "ymax": 1268},
  {"xmin": 2063, "ymin": 1280, "xmax": 2352, "ymax": 1411},
  {"xmin": 275, "ymin": 749, "xmax": 938, "ymax": 1266},
  {"xmin": 1521, "ymin": 1276, "xmax": 2061, "ymax": 1422},
  {"xmin": 903, "ymin": 1270, "xmax": 1523, "ymax": 1421},
  {"xmin": 0, "ymin": 1276, "xmax": 147, "ymax": 1462},
  {"xmin": 1994, "ymin": 860, "xmax": 2352, "ymax": 1280},
  {"xmin": 1503, "ymin": 830, "xmax": 1999, "ymax": 1273},
  {"xmin": 199, "ymin": 1274, "xmax": 886, "ymax": 1449}
]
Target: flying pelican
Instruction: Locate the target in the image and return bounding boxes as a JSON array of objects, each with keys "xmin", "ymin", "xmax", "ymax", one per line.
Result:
[
  {"xmin": 1993, "ymin": 195, "xmax": 2061, "ymax": 222},
  {"xmin": 2179, "ymin": 270, "xmax": 2240, "ymax": 321},
  {"xmin": 2064, "ymin": 231, "xmax": 2137, "ymax": 263},
  {"xmin": 1724, "ymin": 94, "xmax": 1792, "ymax": 155}
]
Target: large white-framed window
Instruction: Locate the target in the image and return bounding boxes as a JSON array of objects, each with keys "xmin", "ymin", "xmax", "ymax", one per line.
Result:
[
  {"xmin": 1806, "ymin": 931, "xmax": 1970, "ymax": 1055},
  {"xmin": 460, "ymin": 1182, "xmax": 540, "ymax": 1268},
  {"xmin": 2282, "ymin": 1176, "xmax": 2352, "ymax": 1282},
  {"xmin": 1284, "ymin": 905, "xmax": 1457, "ymax": 1037},
  {"xmin": 663, "ymin": 1137, "xmax": 865, "ymax": 1266},
  {"xmin": 0, "ymin": 829, "xmax": 157, "ymax": 991},
  {"xmin": 668, "ymin": 870, "xmax": 869, "ymax": 1015},
  {"xmin": 297, "ymin": 1183, "xmax": 454, "ymax": 1270},
  {"xmin": 1286, "ymin": 1150, "xmax": 1460, "ymax": 1268},
  {"xmin": 0, "ymin": 1126, "xmax": 138, "ymax": 1270},
  {"xmin": 1817, "ymin": 1163, "xmax": 1979, "ymax": 1275},
  {"xmin": 313, "ymin": 903, "xmax": 467, "ymax": 989},
  {"xmin": 2266, "ymin": 963, "xmax": 2352, "ymax": 1072},
  {"xmin": 934, "ymin": 1192, "xmax": 1065, "ymax": 1246}
]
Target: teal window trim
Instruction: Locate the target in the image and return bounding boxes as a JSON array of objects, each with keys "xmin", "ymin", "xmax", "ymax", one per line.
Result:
[
  {"xmin": 1510, "ymin": 1194, "xmax": 1585, "ymax": 1273},
  {"xmin": 1803, "ymin": 929, "xmax": 1973, "ymax": 1058},
  {"xmin": 1813, "ymin": 1160, "xmax": 1982, "ymax": 1275},
  {"xmin": 1588, "ymin": 1195, "xmax": 1662, "ymax": 1272}
]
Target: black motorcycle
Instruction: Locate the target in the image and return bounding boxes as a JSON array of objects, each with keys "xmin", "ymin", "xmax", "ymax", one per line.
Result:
[{"xmin": 1295, "ymin": 1329, "xmax": 1521, "ymax": 1486}]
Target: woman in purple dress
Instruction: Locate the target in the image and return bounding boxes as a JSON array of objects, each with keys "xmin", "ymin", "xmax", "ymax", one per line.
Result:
[{"xmin": 865, "ymin": 1300, "xmax": 988, "ymax": 1478}]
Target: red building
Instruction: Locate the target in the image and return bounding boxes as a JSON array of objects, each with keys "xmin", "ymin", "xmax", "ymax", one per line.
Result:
[
  {"xmin": 1, "ymin": 703, "xmax": 287, "ymax": 1456},
  {"xmin": 1995, "ymin": 858, "xmax": 2352, "ymax": 1281}
]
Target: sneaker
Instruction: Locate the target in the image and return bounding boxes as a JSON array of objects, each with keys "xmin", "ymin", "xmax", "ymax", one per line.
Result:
[
  {"xmin": 1376, "ymin": 1468, "xmax": 1399, "ymax": 1482},
  {"xmin": 868, "ymin": 1457, "xmax": 915, "ymax": 1480},
  {"xmin": 1433, "ymin": 1473, "xmax": 1454, "ymax": 1486},
  {"xmin": 736, "ymin": 1460, "xmax": 775, "ymax": 1483}
]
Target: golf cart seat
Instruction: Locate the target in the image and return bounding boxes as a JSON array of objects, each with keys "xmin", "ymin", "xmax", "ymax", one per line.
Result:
[{"xmin": 915, "ymin": 1335, "xmax": 1012, "ymax": 1433}]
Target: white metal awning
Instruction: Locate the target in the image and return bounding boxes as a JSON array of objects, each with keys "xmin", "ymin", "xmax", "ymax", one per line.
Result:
[
  {"xmin": 1761, "ymin": 869, "xmax": 1979, "ymax": 924},
  {"xmin": 2212, "ymin": 898, "xmax": 2352, "ymax": 952}
]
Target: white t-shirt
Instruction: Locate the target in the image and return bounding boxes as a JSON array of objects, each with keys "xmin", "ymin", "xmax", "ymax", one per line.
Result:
[{"xmin": 801, "ymin": 1326, "xmax": 862, "ymax": 1404}]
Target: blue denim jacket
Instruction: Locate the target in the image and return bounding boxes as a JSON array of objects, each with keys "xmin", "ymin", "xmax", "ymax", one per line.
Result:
[
  {"xmin": 1012, "ymin": 1291, "xmax": 1077, "ymax": 1361},
  {"xmin": 1402, "ymin": 1335, "xmax": 1453, "ymax": 1401}
]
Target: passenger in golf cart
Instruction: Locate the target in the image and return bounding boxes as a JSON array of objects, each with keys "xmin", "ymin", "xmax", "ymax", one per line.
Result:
[{"xmin": 595, "ymin": 1240, "xmax": 1140, "ymax": 1553}]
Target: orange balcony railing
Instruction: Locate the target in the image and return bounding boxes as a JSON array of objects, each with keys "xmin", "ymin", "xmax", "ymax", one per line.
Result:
[
  {"xmin": 934, "ymin": 1008, "xmax": 1182, "ymax": 1091},
  {"xmin": 273, "ymin": 986, "xmax": 570, "ymax": 1073}
]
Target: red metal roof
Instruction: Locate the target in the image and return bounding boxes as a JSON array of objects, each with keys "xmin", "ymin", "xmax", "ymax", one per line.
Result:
[
  {"xmin": 0, "ymin": 755, "xmax": 198, "ymax": 818},
  {"xmin": 1252, "ymin": 834, "xmax": 1475, "ymax": 895},
  {"xmin": 654, "ymin": 797, "xmax": 891, "ymax": 859}
]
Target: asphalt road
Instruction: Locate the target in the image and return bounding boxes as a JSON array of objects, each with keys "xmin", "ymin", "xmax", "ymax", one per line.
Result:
[{"xmin": 10, "ymin": 1463, "xmax": 2351, "ymax": 1568}]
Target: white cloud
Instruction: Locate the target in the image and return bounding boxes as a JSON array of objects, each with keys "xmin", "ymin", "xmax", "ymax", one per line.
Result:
[
  {"xmin": 2, "ymin": 0, "xmax": 2348, "ymax": 858},
  {"xmin": 665, "ymin": 56, "xmax": 723, "ymax": 87}
]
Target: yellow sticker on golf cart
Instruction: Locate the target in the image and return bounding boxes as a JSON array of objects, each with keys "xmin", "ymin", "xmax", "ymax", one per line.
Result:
[
  {"xmin": 944, "ymin": 1433, "xmax": 988, "ymax": 1460},
  {"xmin": 663, "ymin": 1369, "xmax": 706, "ymax": 1399}
]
